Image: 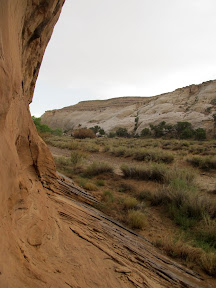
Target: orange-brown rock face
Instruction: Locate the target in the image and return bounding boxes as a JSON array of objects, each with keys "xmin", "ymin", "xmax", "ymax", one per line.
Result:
[
  {"xmin": 0, "ymin": 1, "xmax": 64, "ymax": 286},
  {"xmin": 0, "ymin": 2, "xmax": 214, "ymax": 288}
]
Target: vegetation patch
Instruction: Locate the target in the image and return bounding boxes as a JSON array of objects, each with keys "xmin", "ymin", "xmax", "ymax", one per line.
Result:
[
  {"xmin": 187, "ymin": 156, "xmax": 216, "ymax": 170},
  {"xmin": 73, "ymin": 128, "xmax": 96, "ymax": 139},
  {"xmin": 133, "ymin": 148, "xmax": 174, "ymax": 163},
  {"xmin": 127, "ymin": 210, "xmax": 147, "ymax": 229},
  {"xmin": 84, "ymin": 162, "xmax": 113, "ymax": 177}
]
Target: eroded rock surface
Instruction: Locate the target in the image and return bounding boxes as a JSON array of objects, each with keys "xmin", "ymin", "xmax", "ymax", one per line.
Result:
[
  {"xmin": 0, "ymin": 1, "xmax": 215, "ymax": 287},
  {"xmin": 42, "ymin": 80, "xmax": 216, "ymax": 136}
]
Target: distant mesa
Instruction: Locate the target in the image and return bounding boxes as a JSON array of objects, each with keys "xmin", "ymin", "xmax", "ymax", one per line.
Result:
[{"xmin": 41, "ymin": 80, "xmax": 216, "ymax": 137}]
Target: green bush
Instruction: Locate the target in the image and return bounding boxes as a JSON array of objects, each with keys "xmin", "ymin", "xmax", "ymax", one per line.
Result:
[
  {"xmin": 140, "ymin": 128, "xmax": 151, "ymax": 137},
  {"xmin": 116, "ymin": 128, "xmax": 129, "ymax": 137},
  {"xmin": 108, "ymin": 132, "xmax": 116, "ymax": 138}
]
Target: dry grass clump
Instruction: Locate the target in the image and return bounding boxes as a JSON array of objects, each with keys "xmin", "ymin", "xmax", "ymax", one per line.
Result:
[
  {"xmin": 133, "ymin": 149, "xmax": 174, "ymax": 163},
  {"xmin": 155, "ymin": 237, "xmax": 216, "ymax": 276},
  {"xmin": 85, "ymin": 162, "xmax": 113, "ymax": 177},
  {"xmin": 127, "ymin": 210, "xmax": 147, "ymax": 229},
  {"xmin": 109, "ymin": 146, "xmax": 174, "ymax": 163},
  {"xmin": 83, "ymin": 182, "xmax": 98, "ymax": 191},
  {"xmin": 154, "ymin": 237, "xmax": 202, "ymax": 262},
  {"xmin": 194, "ymin": 217, "xmax": 216, "ymax": 249},
  {"xmin": 187, "ymin": 156, "xmax": 216, "ymax": 170},
  {"xmin": 84, "ymin": 144, "xmax": 100, "ymax": 153},
  {"xmin": 123, "ymin": 197, "xmax": 138, "ymax": 210},
  {"xmin": 121, "ymin": 163, "xmax": 168, "ymax": 183},
  {"xmin": 110, "ymin": 146, "xmax": 127, "ymax": 157},
  {"xmin": 120, "ymin": 163, "xmax": 193, "ymax": 184},
  {"xmin": 200, "ymin": 253, "xmax": 216, "ymax": 276}
]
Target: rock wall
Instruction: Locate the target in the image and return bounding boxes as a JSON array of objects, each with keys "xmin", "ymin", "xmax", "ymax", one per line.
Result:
[{"xmin": 0, "ymin": 1, "xmax": 65, "ymax": 286}]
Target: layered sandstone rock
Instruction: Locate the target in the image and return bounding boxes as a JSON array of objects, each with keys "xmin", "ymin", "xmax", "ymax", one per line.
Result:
[
  {"xmin": 42, "ymin": 80, "xmax": 216, "ymax": 136},
  {"xmin": 0, "ymin": 1, "xmax": 214, "ymax": 287}
]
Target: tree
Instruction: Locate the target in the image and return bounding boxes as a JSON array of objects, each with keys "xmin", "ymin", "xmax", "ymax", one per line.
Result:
[
  {"xmin": 175, "ymin": 122, "xmax": 194, "ymax": 139},
  {"xmin": 194, "ymin": 128, "xmax": 206, "ymax": 140},
  {"xmin": 116, "ymin": 128, "xmax": 129, "ymax": 137},
  {"xmin": 213, "ymin": 114, "xmax": 216, "ymax": 127},
  {"xmin": 140, "ymin": 128, "xmax": 151, "ymax": 137}
]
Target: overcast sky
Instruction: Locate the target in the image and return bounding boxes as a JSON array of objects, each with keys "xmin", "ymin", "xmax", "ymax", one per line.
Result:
[{"xmin": 30, "ymin": 0, "xmax": 216, "ymax": 117}]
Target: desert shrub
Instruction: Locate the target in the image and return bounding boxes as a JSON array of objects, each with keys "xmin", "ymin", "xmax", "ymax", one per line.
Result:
[
  {"xmin": 108, "ymin": 132, "xmax": 116, "ymax": 138},
  {"xmin": 83, "ymin": 182, "xmax": 98, "ymax": 191},
  {"xmin": 116, "ymin": 127, "xmax": 129, "ymax": 137},
  {"xmin": 211, "ymin": 98, "xmax": 216, "ymax": 105},
  {"xmin": 110, "ymin": 146, "xmax": 127, "ymax": 157},
  {"xmin": 52, "ymin": 128, "xmax": 63, "ymax": 136},
  {"xmin": 194, "ymin": 128, "xmax": 206, "ymax": 140},
  {"xmin": 133, "ymin": 149, "xmax": 174, "ymax": 163},
  {"xmin": 200, "ymin": 253, "xmax": 216, "ymax": 276},
  {"xmin": 85, "ymin": 162, "xmax": 113, "ymax": 177},
  {"xmin": 85, "ymin": 144, "xmax": 100, "ymax": 153},
  {"xmin": 95, "ymin": 179, "xmax": 105, "ymax": 186},
  {"xmin": 144, "ymin": 174, "xmax": 216, "ymax": 230},
  {"xmin": 155, "ymin": 237, "xmax": 216, "ymax": 275},
  {"xmin": 213, "ymin": 114, "xmax": 216, "ymax": 127},
  {"xmin": 118, "ymin": 182, "xmax": 135, "ymax": 193},
  {"xmin": 154, "ymin": 237, "xmax": 202, "ymax": 262},
  {"xmin": 123, "ymin": 197, "xmax": 138, "ymax": 210},
  {"xmin": 187, "ymin": 156, "xmax": 216, "ymax": 170},
  {"xmin": 121, "ymin": 164, "xmax": 168, "ymax": 183},
  {"xmin": 194, "ymin": 217, "xmax": 216, "ymax": 249},
  {"xmin": 127, "ymin": 210, "xmax": 147, "ymax": 229},
  {"xmin": 103, "ymin": 145, "xmax": 110, "ymax": 152},
  {"xmin": 70, "ymin": 151, "xmax": 86, "ymax": 166},
  {"xmin": 70, "ymin": 141, "xmax": 79, "ymax": 150},
  {"xmin": 73, "ymin": 128, "xmax": 96, "ymax": 139}
]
